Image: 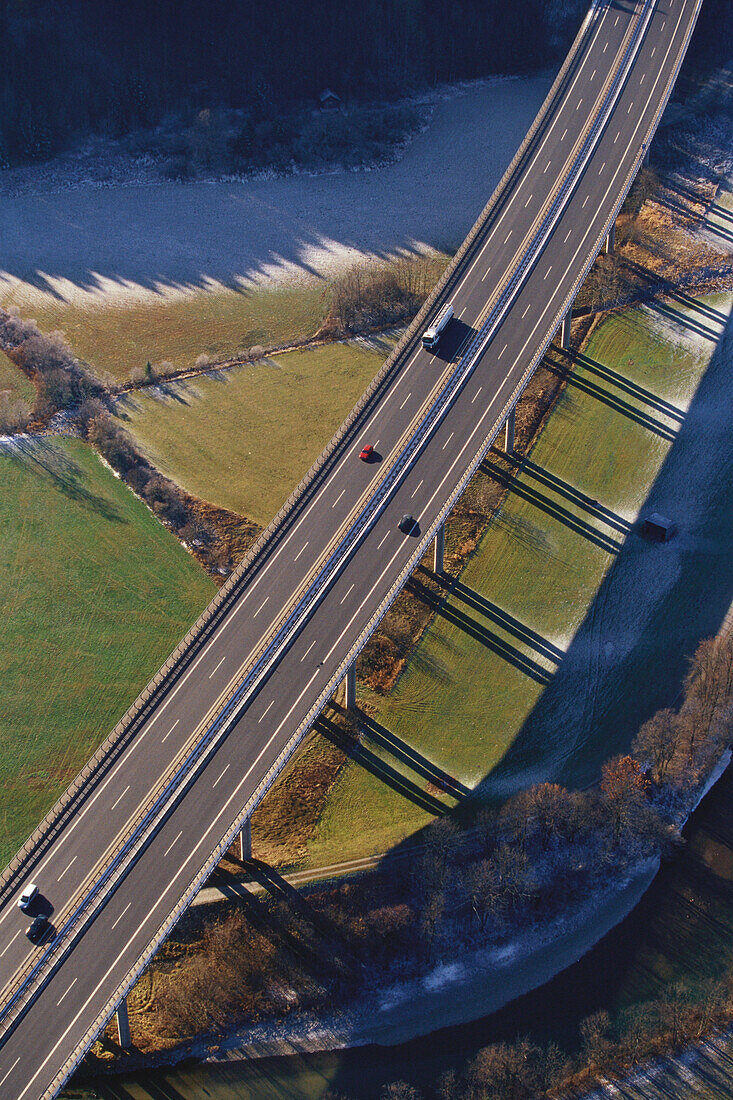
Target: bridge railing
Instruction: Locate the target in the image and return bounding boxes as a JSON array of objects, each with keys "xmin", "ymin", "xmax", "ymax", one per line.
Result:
[{"xmin": 0, "ymin": 0, "xmax": 610, "ymax": 915}]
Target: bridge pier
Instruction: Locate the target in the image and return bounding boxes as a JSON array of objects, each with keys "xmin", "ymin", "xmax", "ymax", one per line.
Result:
[
  {"xmin": 344, "ymin": 663, "xmax": 356, "ymax": 710},
  {"xmin": 237, "ymin": 817, "xmax": 252, "ymax": 862},
  {"xmin": 432, "ymin": 524, "xmax": 445, "ymax": 574},
  {"xmin": 560, "ymin": 303, "xmax": 573, "ymax": 350},
  {"xmin": 602, "ymin": 222, "xmax": 616, "ymax": 254},
  {"xmin": 504, "ymin": 405, "xmax": 516, "ymax": 455},
  {"xmin": 116, "ymin": 997, "xmax": 131, "ymax": 1050}
]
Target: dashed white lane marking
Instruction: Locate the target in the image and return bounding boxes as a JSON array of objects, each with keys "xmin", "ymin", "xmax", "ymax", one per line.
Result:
[
  {"xmin": 293, "ymin": 541, "xmax": 309, "ymax": 562},
  {"xmin": 481, "ymin": 266, "xmax": 492, "ymax": 282},
  {"xmin": 628, "ymin": 99, "xmax": 634, "ymax": 112},
  {"xmin": 590, "ymin": 68, "xmax": 596, "ymax": 80},
  {"xmin": 582, "ymin": 194, "xmax": 590, "ymax": 207},
  {"xmin": 340, "ymin": 583, "xmax": 355, "ymax": 605},
  {"xmin": 651, "ymin": 46, "xmax": 656, "ymax": 57},
  {"xmin": 300, "ymin": 640, "xmax": 316, "ymax": 662},
  {"xmin": 524, "ymin": 193, "xmax": 533, "ymax": 207},
  {"xmin": 163, "ymin": 830, "xmax": 183, "ymax": 858},
  {"xmin": 603, "ymin": 40, "xmax": 609, "ymax": 52},
  {"xmin": 615, "ymin": 130, "xmax": 620, "ymax": 143},
  {"xmin": 442, "ymin": 432, "xmax": 455, "ymax": 450},
  {"xmin": 399, "ymin": 392, "xmax": 412, "ymax": 410},
  {"xmin": 258, "ymin": 702, "xmax": 274, "ymax": 724},
  {"xmin": 213, "ymin": 766, "xmax": 228, "ymax": 790},
  {"xmin": 111, "ymin": 903, "xmax": 131, "ymax": 931},
  {"xmin": 411, "ymin": 478, "xmax": 424, "ymax": 498},
  {"xmin": 522, "ymin": 303, "xmax": 532, "ymax": 318},
  {"xmin": 453, "ymin": 0, "xmax": 613, "ymax": 294},
  {"xmin": 544, "ymin": 266, "xmax": 553, "ymax": 280},
  {"xmin": 544, "ymin": 160, "xmax": 552, "ymax": 173},
  {"xmin": 332, "ymin": 489, "xmax": 345, "ymax": 508},
  {"xmin": 208, "ymin": 656, "xmax": 226, "ymax": 679},
  {"xmin": 110, "ymin": 785, "xmax": 130, "ymax": 812},
  {"xmin": 0, "ymin": 1060, "xmax": 20, "ymax": 1089},
  {"xmin": 564, "ymin": 229, "xmax": 572, "ymax": 242},
  {"xmin": 377, "ymin": 531, "xmax": 390, "ymax": 549},
  {"xmin": 57, "ymin": 856, "xmax": 77, "ymax": 883},
  {"xmin": 498, "ymin": 343, "xmax": 508, "ymax": 359},
  {"xmin": 577, "ymin": 97, "xmax": 583, "ymax": 110},
  {"xmin": 614, "ymin": 14, "xmax": 619, "ymax": 25},
  {"xmin": 0, "ymin": 929, "xmax": 21, "ymax": 958},
  {"xmin": 56, "ymin": 978, "xmax": 77, "ymax": 1007},
  {"xmin": 11, "ymin": 15, "xmax": 691, "ymax": 1081},
  {"xmin": 253, "ymin": 597, "xmax": 269, "ymax": 618},
  {"xmin": 161, "ymin": 719, "xmax": 179, "ymax": 744},
  {"xmin": 472, "ymin": 386, "xmax": 483, "ymax": 403},
  {"xmin": 640, "ymin": 72, "xmax": 645, "ymax": 84},
  {"xmin": 504, "ymin": 230, "xmax": 512, "ymax": 243},
  {"xmin": 560, "ymin": 129, "xmax": 567, "ymax": 141},
  {"xmin": 599, "ymin": 161, "xmax": 606, "ymax": 175}
]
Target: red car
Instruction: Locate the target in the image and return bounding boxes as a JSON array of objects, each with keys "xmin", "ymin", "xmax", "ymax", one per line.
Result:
[{"xmin": 359, "ymin": 444, "xmax": 374, "ymax": 462}]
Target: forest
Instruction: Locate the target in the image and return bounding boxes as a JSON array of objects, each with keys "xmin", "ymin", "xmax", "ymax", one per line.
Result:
[{"xmin": 0, "ymin": 0, "xmax": 595, "ymax": 165}]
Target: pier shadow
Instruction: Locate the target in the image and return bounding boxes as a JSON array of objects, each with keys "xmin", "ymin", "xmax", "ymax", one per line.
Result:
[
  {"xmin": 571, "ymin": 350, "xmax": 686, "ymax": 423},
  {"xmin": 520, "ymin": 457, "xmax": 633, "ymax": 534},
  {"xmin": 481, "ymin": 457, "xmax": 624, "ymax": 554},
  {"xmin": 407, "ymin": 574, "xmax": 555, "ymax": 686},
  {"xmin": 316, "ymin": 713, "xmax": 450, "ymax": 816},
  {"xmin": 213, "ymin": 864, "xmax": 349, "ymax": 978},
  {"xmin": 359, "ymin": 713, "xmax": 470, "ymax": 801},
  {"xmin": 437, "ymin": 576, "xmax": 565, "ymax": 666},
  {"xmin": 476, "ymin": 298, "xmax": 733, "ymax": 797},
  {"xmin": 542, "ymin": 348, "xmax": 678, "ymax": 441}
]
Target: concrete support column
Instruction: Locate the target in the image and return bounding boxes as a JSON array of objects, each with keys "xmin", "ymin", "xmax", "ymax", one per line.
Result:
[
  {"xmin": 116, "ymin": 996, "xmax": 131, "ymax": 1050},
  {"xmin": 433, "ymin": 524, "xmax": 445, "ymax": 574},
  {"xmin": 344, "ymin": 663, "xmax": 356, "ymax": 710},
  {"xmin": 237, "ymin": 817, "xmax": 252, "ymax": 862},
  {"xmin": 504, "ymin": 405, "xmax": 516, "ymax": 455},
  {"xmin": 602, "ymin": 221, "xmax": 616, "ymax": 254},
  {"xmin": 560, "ymin": 304, "xmax": 573, "ymax": 349}
]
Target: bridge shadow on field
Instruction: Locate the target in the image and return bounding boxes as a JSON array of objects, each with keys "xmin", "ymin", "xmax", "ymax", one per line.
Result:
[
  {"xmin": 339, "ymin": 294, "xmax": 733, "ymax": 835},
  {"xmin": 477, "ymin": 299, "xmax": 733, "ymax": 799}
]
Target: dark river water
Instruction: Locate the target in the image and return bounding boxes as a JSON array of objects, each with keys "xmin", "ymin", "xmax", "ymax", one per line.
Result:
[{"xmin": 69, "ymin": 761, "xmax": 733, "ymax": 1099}]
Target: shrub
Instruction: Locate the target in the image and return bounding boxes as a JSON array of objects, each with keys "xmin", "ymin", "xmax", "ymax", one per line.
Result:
[{"xmin": 0, "ymin": 394, "xmax": 31, "ymax": 433}]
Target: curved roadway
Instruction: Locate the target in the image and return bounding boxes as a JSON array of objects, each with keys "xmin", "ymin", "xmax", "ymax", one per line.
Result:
[{"xmin": 0, "ymin": 0, "xmax": 702, "ymax": 1094}]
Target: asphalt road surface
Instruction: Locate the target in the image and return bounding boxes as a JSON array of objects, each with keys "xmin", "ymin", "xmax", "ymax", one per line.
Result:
[{"xmin": 0, "ymin": 0, "xmax": 702, "ymax": 1095}]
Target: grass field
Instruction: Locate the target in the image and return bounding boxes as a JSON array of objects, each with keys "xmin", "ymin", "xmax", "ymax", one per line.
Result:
[
  {"xmin": 0, "ymin": 350, "xmax": 34, "ymax": 404},
  {"xmin": 0, "ymin": 438, "xmax": 213, "ymax": 865},
  {"xmin": 114, "ymin": 338, "xmax": 390, "ymax": 525},
  {"xmin": 304, "ymin": 293, "xmax": 733, "ymax": 867},
  {"xmin": 9, "ymin": 280, "xmax": 329, "ymax": 384}
]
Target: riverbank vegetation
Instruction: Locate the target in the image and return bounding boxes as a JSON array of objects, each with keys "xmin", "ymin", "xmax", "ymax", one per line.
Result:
[{"xmin": 89, "ymin": 631, "xmax": 731, "ymax": 1073}]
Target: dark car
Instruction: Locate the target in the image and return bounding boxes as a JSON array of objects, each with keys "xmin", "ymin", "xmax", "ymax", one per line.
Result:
[
  {"xmin": 399, "ymin": 514, "xmax": 417, "ymax": 534},
  {"xmin": 359, "ymin": 444, "xmax": 374, "ymax": 462},
  {"xmin": 27, "ymin": 915, "xmax": 51, "ymax": 945}
]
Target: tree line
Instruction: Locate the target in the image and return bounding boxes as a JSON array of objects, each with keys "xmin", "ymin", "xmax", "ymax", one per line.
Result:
[
  {"xmin": 133, "ymin": 627, "xmax": 733, "ymax": 1094},
  {"xmin": 0, "ymin": 0, "xmax": 572, "ymax": 166}
]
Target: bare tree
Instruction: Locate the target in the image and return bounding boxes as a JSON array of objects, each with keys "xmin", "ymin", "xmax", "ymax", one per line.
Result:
[{"xmin": 632, "ymin": 708, "xmax": 682, "ymax": 783}]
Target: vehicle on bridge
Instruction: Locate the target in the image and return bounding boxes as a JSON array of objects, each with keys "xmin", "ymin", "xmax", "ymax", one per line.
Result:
[{"xmin": 422, "ymin": 303, "xmax": 454, "ymax": 349}]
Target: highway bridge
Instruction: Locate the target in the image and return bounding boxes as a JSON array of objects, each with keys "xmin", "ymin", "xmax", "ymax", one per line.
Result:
[{"xmin": 0, "ymin": 0, "xmax": 702, "ymax": 1094}]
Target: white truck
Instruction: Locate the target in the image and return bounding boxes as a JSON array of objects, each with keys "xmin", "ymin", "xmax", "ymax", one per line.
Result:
[{"xmin": 422, "ymin": 303, "xmax": 454, "ymax": 350}]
